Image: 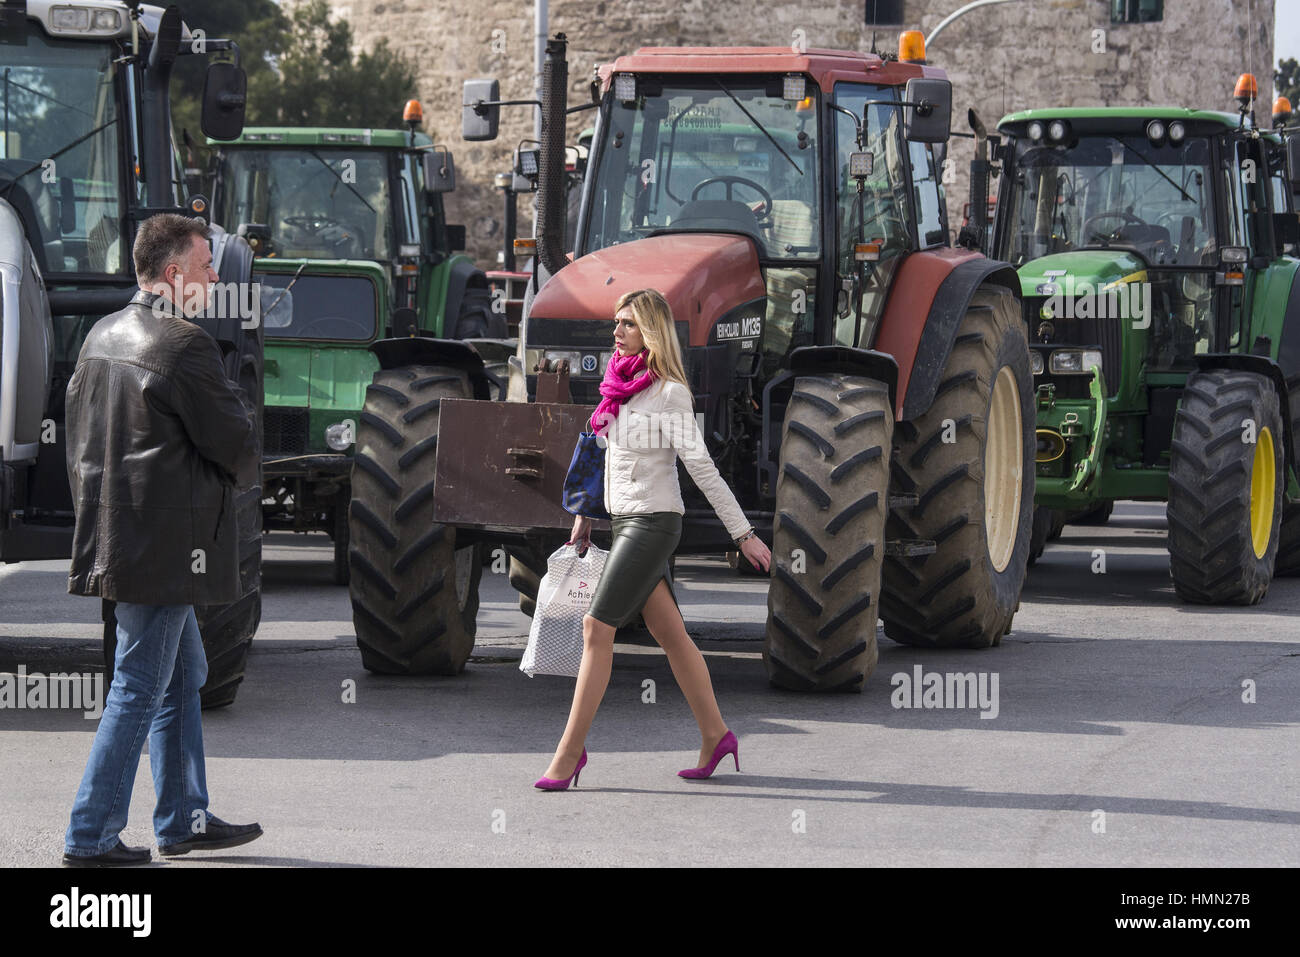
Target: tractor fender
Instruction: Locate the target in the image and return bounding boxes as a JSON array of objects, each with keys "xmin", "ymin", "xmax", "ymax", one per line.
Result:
[
  {"xmin": 369, "ymin": 336, "xmax": 493, "ymax": 400},
  {"xmin": 786, "ymin": 345, "xmax": 899, "ymax": 412},
  {"xmin": 443, "ymin": 256, "xmax": 489, "ymax": 337},
  {"xmin": 874, "ymin": 250, "xmax": 1020, "ymax": 421},
  {"xmin": 1193, "ymin": 353, "xmax": 1298, "ymax": 476}
]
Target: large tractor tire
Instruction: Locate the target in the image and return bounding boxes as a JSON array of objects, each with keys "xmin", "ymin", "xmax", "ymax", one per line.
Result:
[
  {"xmin": 194, "ymin": 232, "xmax": 264, "ymax": 709},
  {"xmin": 880, "ymin": 285, "xmax": 1034, "ymax": 648},
  {"xmin": 348, "ymin": 364, "xmax": 484, "ymax": 674},
  {"xmin": 764, "ymin": 374, "xmax": 892, "ymax": 692},
  {"xmin": 1166, "ymin": 370, "xmax": 1284, "ymax": 604},
  {"xmin": 1276, "ymin": 501, "xmax": 1300, "ymax": 576}
]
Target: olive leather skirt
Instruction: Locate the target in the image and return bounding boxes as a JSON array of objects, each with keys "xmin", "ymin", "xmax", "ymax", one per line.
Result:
[{"xmin": 586, "ymin": 512, "xmax": 682, "ymax": 628}]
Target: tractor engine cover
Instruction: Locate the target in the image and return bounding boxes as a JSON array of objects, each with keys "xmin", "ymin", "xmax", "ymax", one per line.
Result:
[{"xmin": 528, "ymin": 233, "xmax": 765, "ymax": 347}]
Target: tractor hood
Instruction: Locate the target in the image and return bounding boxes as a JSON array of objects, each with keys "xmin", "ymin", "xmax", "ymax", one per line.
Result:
[
  {"xmin": 529, "ymin": 234, "xmax": 765, "ymax": 347},
  {"xmin": 1017, "ymin": 250, "xmax": 1147, "ymax": 296}
]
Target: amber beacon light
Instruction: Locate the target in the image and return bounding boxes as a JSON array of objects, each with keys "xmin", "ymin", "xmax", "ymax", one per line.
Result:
[
  {"xmin": 404, "ymin": 99, "xmax": 424, "ymax": 126},
  {"xmin": 1273, "ymin": 96, "xmax": 1292, "ymax": 127},
  {"xmin": 1234, "ymin": 73, "xmax": 1258, "ymax": 107},
  {"xmin": 898, "ymin": 30, "xmax": 926, "ymax": 64}
]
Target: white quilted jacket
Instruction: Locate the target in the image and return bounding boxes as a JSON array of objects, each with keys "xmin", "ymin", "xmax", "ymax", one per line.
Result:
[{"xmin": 600, "ymin": 377, "xmax": 751, "ymax": 540}]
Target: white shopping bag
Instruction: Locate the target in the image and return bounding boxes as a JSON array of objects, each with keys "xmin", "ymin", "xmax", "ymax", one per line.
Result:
[{"xmin": 520, "ymin": 542, "xmax": 608, "ymax": 678}]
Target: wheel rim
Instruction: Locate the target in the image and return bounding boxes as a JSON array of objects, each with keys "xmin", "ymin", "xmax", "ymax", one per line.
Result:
[
  {"xmin": 1250, "ymin": 426, "xmax": 1276, "ymax": 559},
  {"xmin": 985, "ymin": 365, "xmax": 1023, "ymax": 573}
]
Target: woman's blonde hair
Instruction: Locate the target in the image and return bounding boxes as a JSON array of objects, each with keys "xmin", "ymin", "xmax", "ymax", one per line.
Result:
[{"xmin": 615, "ymin": 288, "xmax": 689, "ymax": 388}]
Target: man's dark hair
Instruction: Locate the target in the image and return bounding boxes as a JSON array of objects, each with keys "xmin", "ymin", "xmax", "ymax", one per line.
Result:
[{"xmin": 133, "ymin": 214, "xmax": 211, "ymax": 284}]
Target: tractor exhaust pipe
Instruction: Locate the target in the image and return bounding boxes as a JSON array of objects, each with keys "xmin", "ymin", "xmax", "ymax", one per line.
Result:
[
  {"xmin": 1036, "ymin": 429, "xmax": 1065, "ymax": 463},
  {"xmin": 536, "ymin": 32, "xmax": 569, "ymax": 278}
]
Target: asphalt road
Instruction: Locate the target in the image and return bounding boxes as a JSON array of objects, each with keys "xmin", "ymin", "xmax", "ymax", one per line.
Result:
[{"xmin": 1, "ymin": 502, "xmax": 1297, "ymax": 867}]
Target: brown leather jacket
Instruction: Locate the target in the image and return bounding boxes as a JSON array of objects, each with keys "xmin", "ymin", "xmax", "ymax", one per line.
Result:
[{"xmin": 64, "ymin": 289, "xmax": 256, "ymax": 605}]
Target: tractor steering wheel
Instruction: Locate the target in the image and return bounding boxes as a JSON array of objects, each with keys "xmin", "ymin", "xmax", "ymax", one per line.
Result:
[
  {"xmin": 283, "ymin": 215, "xmax": 344, "ymax": 235},
  {"xmin": 1081, "ymin": 209, "xmax": 1148, "ymax": 243},
  {"xmin": 691, "ymin": 176, "xmax": 773, "ymax": 219}
]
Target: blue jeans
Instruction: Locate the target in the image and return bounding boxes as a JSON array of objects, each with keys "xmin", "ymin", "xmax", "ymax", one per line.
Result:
[{"xmin": 65, "ymin": 603, "xmax": 210, "ymax": 855}]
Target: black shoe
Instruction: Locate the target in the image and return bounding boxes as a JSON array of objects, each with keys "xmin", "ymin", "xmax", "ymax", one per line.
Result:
[
  {"xmin": 158, "ymin": 815, "xmax": 263, "ymax": 857},
  {"xmin": 63, "ymin": 839, "xmax": 151, "ymax": 867}
]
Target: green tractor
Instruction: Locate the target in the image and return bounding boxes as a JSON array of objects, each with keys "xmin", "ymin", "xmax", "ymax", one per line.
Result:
[
  {"xmin": 976, "ymin": 81, "xmax": 1300, "ymax": 600},
  {"xmin": 208, "ymin": 120, "xmax": 510, "ymax": 583}
]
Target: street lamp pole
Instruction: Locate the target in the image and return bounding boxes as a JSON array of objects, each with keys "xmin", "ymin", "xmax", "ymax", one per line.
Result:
[{"xmin": 927, "ymin": 0, "xmax": 1023, "ymax": 48}]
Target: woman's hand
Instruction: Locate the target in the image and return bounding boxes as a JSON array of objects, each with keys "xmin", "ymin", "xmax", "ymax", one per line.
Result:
[
  {"xmin": 740, "ymin": 533, "xmax": 772, "ymax": 573},
  {"xmin": 570, "ymin": 513, "xmax": 592, "ymax": 549}
]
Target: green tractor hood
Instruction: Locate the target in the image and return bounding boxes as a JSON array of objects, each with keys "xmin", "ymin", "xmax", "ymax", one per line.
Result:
[{"xmin": 1018, "ymin": 249, "xmax": 1147, "ymax": 297}]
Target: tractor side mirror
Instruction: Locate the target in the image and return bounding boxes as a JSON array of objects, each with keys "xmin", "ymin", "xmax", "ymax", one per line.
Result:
[
  {"xmin": 462, "ymin": 79, "xmax": 500, "ymax": 142},
  {"xmin": 423, "ymin": 148, "xmax": 455, "ymax": 193},
  {"xmin": 903, "ymin": 77, "xmax": 952, "ymax": 144},
  {"xmin": 1287, "ymin": 135, "xmax": 1300, "ymax": 190},
  {"xmin": 201, "ymin": 61, "xmax": 247, "ymax": 141}
]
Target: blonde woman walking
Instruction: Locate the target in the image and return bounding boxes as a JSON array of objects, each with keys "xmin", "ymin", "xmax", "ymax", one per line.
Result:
[{"xmin": 535, "ymin": 289, "xmax": 771, "ymax": 790}]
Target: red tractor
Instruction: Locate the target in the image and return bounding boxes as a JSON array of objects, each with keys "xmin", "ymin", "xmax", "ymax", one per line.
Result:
[{"xmin": 345, "ymin": 31, "xmax": 1035, "ymax": 691}]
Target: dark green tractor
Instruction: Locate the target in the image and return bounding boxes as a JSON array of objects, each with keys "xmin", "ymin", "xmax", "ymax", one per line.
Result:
[
  {"xmin": 209, "ymin": 125, "xmax": 510, "ymax": 583},
  {"xmin": 979, "ymin": 85, "xmax": 1300, "ymax": 600}
]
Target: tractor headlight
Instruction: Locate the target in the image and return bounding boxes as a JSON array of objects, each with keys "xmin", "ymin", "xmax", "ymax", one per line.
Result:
[
  {"xmin": 1168, "ymin": 120, "xmax": 1185, "ymax": 143},
  {"xmin": 1048, "ymin": 119, "xmax": 1070, "ymax": 142},
  {"xmin": 525, "ymin": 348, "xmax": 582, "ymax": 372},
  {"xmin": 1026, "ymin": 120, "xmax": 1045, "ymax": 142},
  {"xmin": 48, "ymin": 6, "xmax": 122, "ymax": 34},
  {"xmin": 1146, "ymin": 119, "xmax": 1166, "ymax": 143},
  {"xmin": 614, "ymin": 73, "xmax": 638, "ymax": 103},
  {"xmin": 1030, "ymin": 351, "xmax": 1045, "ymax": 375},
  {"xmin": 325, "ymin": 422, "xmax": 355, "ymax": 451},
  {"xmin": 1049, "ymin": 349, "xmax": 1103, "ymax": 375}
]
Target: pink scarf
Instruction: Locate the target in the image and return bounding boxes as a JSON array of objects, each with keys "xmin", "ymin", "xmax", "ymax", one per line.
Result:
[{"xmin": 590, "ymin": 349, "xmax": 657, "ymax": 435}]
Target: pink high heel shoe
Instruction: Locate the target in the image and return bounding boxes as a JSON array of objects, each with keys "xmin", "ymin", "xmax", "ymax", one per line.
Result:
[
  {"xmin": 534, "ymin": 748, "xmax": 587, "ymax": 790},
  {"xmin": 678, "ymin": 730, "xmax": 739, "ymax": 779}
]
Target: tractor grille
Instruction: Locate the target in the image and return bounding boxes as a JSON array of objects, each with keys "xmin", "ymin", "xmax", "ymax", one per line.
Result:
[
  {"xmin": 264, "ymin": 406, "xmax": 310, "ymax": 456},
  {"xmin": 1023, "ymin": 295, "xmax": 1122, "ymax": 398}
]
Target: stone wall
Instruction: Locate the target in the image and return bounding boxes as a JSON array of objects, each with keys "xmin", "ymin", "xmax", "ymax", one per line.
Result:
[{"xmin": 329, "ymin": 0, "xmax": 1275, "ymax": 267}]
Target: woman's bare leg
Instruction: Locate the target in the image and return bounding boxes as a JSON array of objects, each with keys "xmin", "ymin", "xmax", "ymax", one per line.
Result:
[
  {"xmin": 640, "ymin": 579, "xmax": 729, "ymax": 768},
  {"xmin": 542, "ymin": 613, "xmax": 616, "ymax": 780}
]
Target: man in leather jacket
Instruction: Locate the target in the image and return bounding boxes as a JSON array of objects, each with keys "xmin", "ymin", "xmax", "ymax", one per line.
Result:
[{"xmin": 62, "ymin": 214, "xmax": 263, "ymax": 866}]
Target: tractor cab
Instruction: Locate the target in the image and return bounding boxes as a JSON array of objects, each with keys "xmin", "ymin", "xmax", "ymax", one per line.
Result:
[
  {"xmin": 987, "ymin": 80, "xmax": 1300, "ymax": 601},
  {"xmin": 992, "ymin": 105, "xmax": 1297, "ymax": 403},
  {"xmin": 209, "ymin": 122, "xmax": 467, "ymax": 324},
  {"xmin": 500, "ymin": 40, "xmax": 955, "ymax": 427}
]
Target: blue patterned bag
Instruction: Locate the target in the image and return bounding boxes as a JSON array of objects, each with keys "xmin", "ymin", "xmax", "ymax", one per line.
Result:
[{"xmin": 562, "ymin": 432, "xmax": 610, "ymax": 519}]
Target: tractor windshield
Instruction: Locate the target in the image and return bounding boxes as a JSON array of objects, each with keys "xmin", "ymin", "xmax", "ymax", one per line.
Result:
[
  {"xmin": 999, "ymin": 134, "xmax": 1216, "ymax": 268},
  {"xmin": 0, "ymin": 33, "xmax": 125, "ymax": 275},
  {"xmin": 583, "ymin": 77, "xmax": 821, "ymax": 260},
  {"xmin": 217, "ymin": 148, "xmax": 395, "ymax": 261}
]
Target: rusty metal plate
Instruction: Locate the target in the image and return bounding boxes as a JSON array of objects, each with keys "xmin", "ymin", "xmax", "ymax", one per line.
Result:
[{"xmin": 433, "ymin": 399, "xmax": 606, "ymax": 530}]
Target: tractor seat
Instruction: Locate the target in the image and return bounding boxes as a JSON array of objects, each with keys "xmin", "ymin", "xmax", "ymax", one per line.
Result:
[
  {"xmin": 1112, "ymin": 223, "xmax": 1171, "ymax": 250},
  {"xmin": 661, "ymin": 199, "xmax": 761, "ymax": 238}
]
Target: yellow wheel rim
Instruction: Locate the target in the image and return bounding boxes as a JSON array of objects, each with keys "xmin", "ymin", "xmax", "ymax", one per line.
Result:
[
  {"xmin": 1249, "ymin": 426, "xmax": 1276, "ymax": 559},
  {"xmin": 986, "ymin": 366, "xmax": 1023, "ymax": 573}
]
